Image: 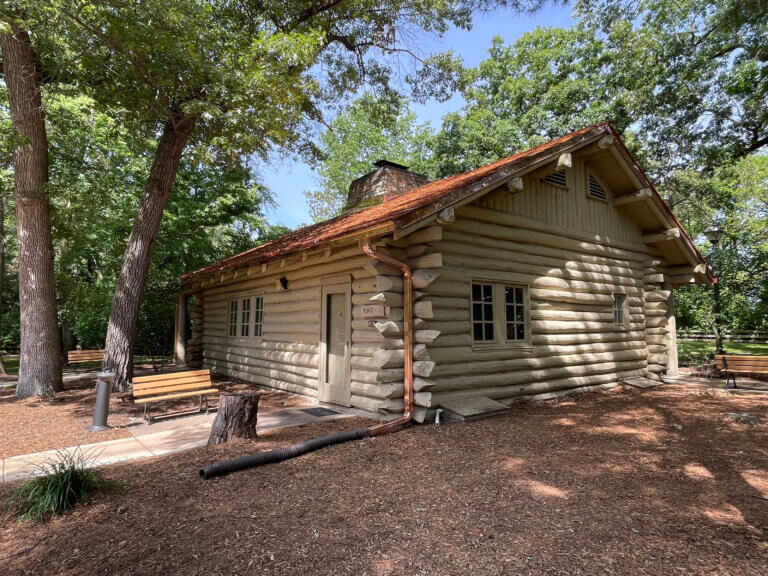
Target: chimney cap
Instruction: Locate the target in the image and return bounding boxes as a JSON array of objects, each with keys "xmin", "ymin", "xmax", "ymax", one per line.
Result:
[{"xmin": 373, "ymin": 159, "xmax": 410, "ymax": 170}]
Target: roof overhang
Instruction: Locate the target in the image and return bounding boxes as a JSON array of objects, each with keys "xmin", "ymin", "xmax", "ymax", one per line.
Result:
[
  {"xmin": 393, "ymin": 124, "xmax": 713, "ymax": 286},
  {"xmin": 180, "ymin": 122, "xmax": 712, "ymax": 290}
]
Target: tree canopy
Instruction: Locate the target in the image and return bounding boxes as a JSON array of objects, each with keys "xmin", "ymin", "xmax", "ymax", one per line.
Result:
[{"xmin": 309, "ymin": 0, "xmax": 768, "ymax": 332}]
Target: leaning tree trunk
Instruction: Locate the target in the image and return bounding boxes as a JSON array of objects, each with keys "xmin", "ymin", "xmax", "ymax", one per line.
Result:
[
  {"xmin": 0, "ymin": 26, "xmax": 62, "ymax": 397},
  {"xmin": 102, "ymin": 118, "xmax": 195, "ymax": 392},
  {"xmin": 207, "ymin": 393, "xmax": 261, "ymax": 446}
]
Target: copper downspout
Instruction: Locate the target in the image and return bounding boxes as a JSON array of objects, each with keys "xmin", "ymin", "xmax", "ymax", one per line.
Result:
[{"xmin": 362, "ymin": 241, "xmax": 414, "ymax": 436}]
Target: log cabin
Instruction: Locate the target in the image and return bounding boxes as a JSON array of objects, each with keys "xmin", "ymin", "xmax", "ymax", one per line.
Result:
[{"xmin": 178, "ymin": 122, "xmax": 712, "ymax": 422}]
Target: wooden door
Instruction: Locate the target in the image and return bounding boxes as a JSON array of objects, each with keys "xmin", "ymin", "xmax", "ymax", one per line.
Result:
[{"xmin": 319, "ymin": 283, "xmax": 351, "ymax": 405}]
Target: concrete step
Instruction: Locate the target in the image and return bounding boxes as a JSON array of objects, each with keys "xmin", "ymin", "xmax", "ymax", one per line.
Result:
[{"xmin": 439, "ymin": 396, "xmax": 509, "ymax": 422}]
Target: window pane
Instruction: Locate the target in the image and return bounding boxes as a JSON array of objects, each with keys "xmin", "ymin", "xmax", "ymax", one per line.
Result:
[
  {"xmin": 484, "ymin": 323, "xmax": 494, "ymax": 341},
  {"xmin": 473, "ymin": 323, "xmax": 483, "ymax": 341},
  {"xmin": 614, "ymin": 295, "xmax": 625, "ymax": 324},
  {"xmin": 253, "ymin": 296, "xmax": 263, "ymax": 337},
  {"xmin": 472, "ymin": 283, "xmax": 481, "ymax": 300},
  {"xmin": 503, "ymin": 285, "xmax": 527, "ymax": 342},
  {"xmin": 483, "ymin": 303, "xmax": 493, "ymax": 320},
  {"xmin": 483, "ymin": 284, "xmax": 493, "ymax": 301},
  {"xmin": 228, "ymin": 300, "xmax": 238, "ymax": 336},
  {"xmin": 472, "ymin": 303, "xmax": 482, "ymax": 321}
]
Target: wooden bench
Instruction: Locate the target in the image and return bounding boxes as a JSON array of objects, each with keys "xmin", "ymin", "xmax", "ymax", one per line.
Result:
[
  {"xmin": 132, "ymin": 369, "xmax": 218, "ymax": 423},
  {"xmin": 68, "ymin": 349, "xmax": 105, "ymax": 364},
  {"xmin": 714, "ymin": 355, "xmax": 768, "ymax": 389}
]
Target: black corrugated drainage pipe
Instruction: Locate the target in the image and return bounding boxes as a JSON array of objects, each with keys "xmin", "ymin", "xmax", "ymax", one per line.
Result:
[
  {"xmin": 199, "ymin": 239, "xmax": 415, "ymax": 480},
  {"xmin": 199, "ymin": 428, "xmax": 371, "ymax": 479}
]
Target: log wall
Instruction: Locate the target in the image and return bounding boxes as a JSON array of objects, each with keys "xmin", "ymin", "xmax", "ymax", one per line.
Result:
[
  {"xmin": 404, "ymin": 160, "xmax": 669, "ymax": 421},
  {"xmin": 189, "ymin": 156, "xmax": 680, "ymax": 422},
  {"xmin": 194, "ymin": 245, "xmax": 406, "ymax": 413}
]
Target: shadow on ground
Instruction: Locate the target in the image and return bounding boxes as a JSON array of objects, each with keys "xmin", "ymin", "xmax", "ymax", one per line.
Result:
[{"xmin": 1, "ymin": 385, "xmax": 766, "ymax": 575}]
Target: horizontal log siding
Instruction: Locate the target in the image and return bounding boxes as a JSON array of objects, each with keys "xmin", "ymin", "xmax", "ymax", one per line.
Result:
[
  {"xmin": 199, "ymin": 246, "xmax": 400, "ymax": 411},
  {"xmin": 412, "ymin": 190, "xmax": 655, "ymax": 408}
]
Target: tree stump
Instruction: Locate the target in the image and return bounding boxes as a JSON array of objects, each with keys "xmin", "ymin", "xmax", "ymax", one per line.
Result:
[{"xmin": 207, "ymin": 393, "xmax": 260, "ymax": 446}]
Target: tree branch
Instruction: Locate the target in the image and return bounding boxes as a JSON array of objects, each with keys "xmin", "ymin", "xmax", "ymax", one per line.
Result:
[{"xmin": 292, "ymin": 0, "xmax": 347, "ymax": 26}]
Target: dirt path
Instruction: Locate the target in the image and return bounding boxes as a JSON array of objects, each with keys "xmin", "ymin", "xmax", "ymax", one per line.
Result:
[
  {"xmin": 1, "ymin": 386, "xmax": 766, "ymax": 575},
  {"xmin": 0, "ymin": 377, "xmax": 308, "ymax": 458}
]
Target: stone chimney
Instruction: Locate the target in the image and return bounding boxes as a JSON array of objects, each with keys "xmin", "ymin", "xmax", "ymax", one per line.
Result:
[{"xmin": 342, "ymin": 160, "xmax": 429, "ymax": 214}]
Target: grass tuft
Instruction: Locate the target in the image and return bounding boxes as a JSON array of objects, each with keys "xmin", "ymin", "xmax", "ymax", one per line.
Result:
[{"xmin": 8, "ymin": 447, "xmax": 124, "ymax": 521}]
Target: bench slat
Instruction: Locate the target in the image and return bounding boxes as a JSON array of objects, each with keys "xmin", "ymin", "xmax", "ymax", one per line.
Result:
[
  {"xmin": 715, "ymin": 354, "xmax": 768, "ymax": 375},
  {"xmin": 133, "ymin": 375, "xmax": 211, "ymax": 391},
  {"xmin": 68, "ymin": 350, "xmax": 105, "ymax": 362},
  {"xmin": 716, "ymin": 361, "xmax": 768, "ymax": 367},
  {"xmin": 133, "ymin": 369, "xmax": 210, "ymax": 384},
  {"xmin": 133, "ymin": 381, "xmax": 214, "ymax": 397},
  {"xmin": 716, "ymin": 355, "xmax": 768, "ymax": 361},
  {"xmin": 134, "ymin": 388, "xmax": 219, "ymax": 404}
]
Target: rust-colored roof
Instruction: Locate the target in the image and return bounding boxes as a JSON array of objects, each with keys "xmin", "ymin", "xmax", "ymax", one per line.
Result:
[{"xmin": 181, "ymin": 122, "xmax": 708, "ymax": 282}]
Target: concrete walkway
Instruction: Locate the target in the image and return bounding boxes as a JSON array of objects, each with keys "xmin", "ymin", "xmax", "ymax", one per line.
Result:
[{"xmin": 1, "ymin": 405, "xmax": 362, "ymax": 484}]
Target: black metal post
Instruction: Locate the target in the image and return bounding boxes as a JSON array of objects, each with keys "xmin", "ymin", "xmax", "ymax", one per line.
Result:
[{"xmin": 88, "ymin": 372, "xmax": 114, "ymax": 431}]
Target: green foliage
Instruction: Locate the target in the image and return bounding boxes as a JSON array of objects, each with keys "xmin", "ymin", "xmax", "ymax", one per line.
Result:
[
  {"xmin": 37, "ymin": 89, "xmax": 278, "ymax": 350},
  {"xmin": 305, "ymin": 93, "xmax": 433, "ymax": 220},
  {"xmin": 575, "ymin": 0, "xmax": 768, "ymax": 169},
  {"xmin": 427, "ymin": 28, "xmax": 633, "ymax": 177},
  {"xmin": 8, "ymin": 448, "xmax": 123, "ymax": 521}
]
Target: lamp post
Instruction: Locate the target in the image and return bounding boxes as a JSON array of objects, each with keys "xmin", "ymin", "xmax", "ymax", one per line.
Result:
[{"xmin": 704, "ymin": 224, "xmax": 724, "ymax": 354}]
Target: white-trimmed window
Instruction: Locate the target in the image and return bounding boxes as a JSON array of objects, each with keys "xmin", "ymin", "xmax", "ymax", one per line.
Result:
[
  {"xmin": 228, "ymin": 300, "xmax": 239, "ymax": 337},
  {"xmin": 471, "ymin": 283, "xmax": 495, "ymax": 342},
  {"xmin": 504, "ymin": 286, "xmax": 526, "ymax": 342},
  {"xmin": 227, "ymin": 294, "xmax": 264, "ymax": 338},
  {"xmin": 471, "ymin": 281, "xmax": 530, "ymax": 347},
  {"xmin": 253, "ymin": 295, "xmax": 264, "ymax": 337},
  {"xmin": 613, "ymin": 293, "xmax": 627, "ymax": 326},
  {"xmin": 240, "ymin": 297, "xmax": 251, "ymax": 337}
]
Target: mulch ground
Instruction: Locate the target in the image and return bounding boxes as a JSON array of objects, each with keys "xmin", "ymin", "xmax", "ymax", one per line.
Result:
[
  {"xmin": 1, "ymin": 385, "xmax": 766, "ymax": 575},
  {"xmin": 0, "ymin": 375, "xmax": 309, "ymax": 458}
]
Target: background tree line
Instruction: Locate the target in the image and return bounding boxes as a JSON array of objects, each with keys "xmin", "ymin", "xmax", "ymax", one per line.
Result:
[{"xmin": 306, "ymin": 0, "xmax": 768, "ymax": 335}]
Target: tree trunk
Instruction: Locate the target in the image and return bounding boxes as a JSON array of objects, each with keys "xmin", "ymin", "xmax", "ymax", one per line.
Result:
[
  {"xmin": 0, "ymin": 26, "xmax": 62, "ymax": 397},
  {"xmin": 102, "ymin": 118, "xmax": 195, "ymax": 392},
  {"xmin": 0, "ymin": 192, "xmax": 7, "ymax": 375},
  {"xmin": 207, "ymin": 393, "xmax": 261, "ymax": 446}
]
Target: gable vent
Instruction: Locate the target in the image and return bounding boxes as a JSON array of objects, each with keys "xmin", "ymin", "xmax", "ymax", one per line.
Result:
[
  {"xmin": 588, "ymin": 172, "xmax": 607, "ymax": 200},
  {"xmin": 541, "ymin": 170, "xmax": 567, "ymax": 188}
]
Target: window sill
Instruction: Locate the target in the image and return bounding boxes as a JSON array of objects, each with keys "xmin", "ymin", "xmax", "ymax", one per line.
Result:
[{"xmin": 471, "ymin": 341, "xmax": 533, "ymax": 351}]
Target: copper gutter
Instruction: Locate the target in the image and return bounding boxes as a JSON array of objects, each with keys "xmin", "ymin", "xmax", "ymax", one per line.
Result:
[{"xmin": 362, "ymin": 241, "xmax": 414, "ymax": 436}]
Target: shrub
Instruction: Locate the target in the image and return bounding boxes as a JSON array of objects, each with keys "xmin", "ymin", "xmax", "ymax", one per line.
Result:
[{"xmin": 8, "ymin": 448, "xmax": 123, "ymax": 521}]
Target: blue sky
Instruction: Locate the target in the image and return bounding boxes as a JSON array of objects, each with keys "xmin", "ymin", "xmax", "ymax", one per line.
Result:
[{"xmin": 263, "ymin": 3, "xmax": 576, "ymax": 228}]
